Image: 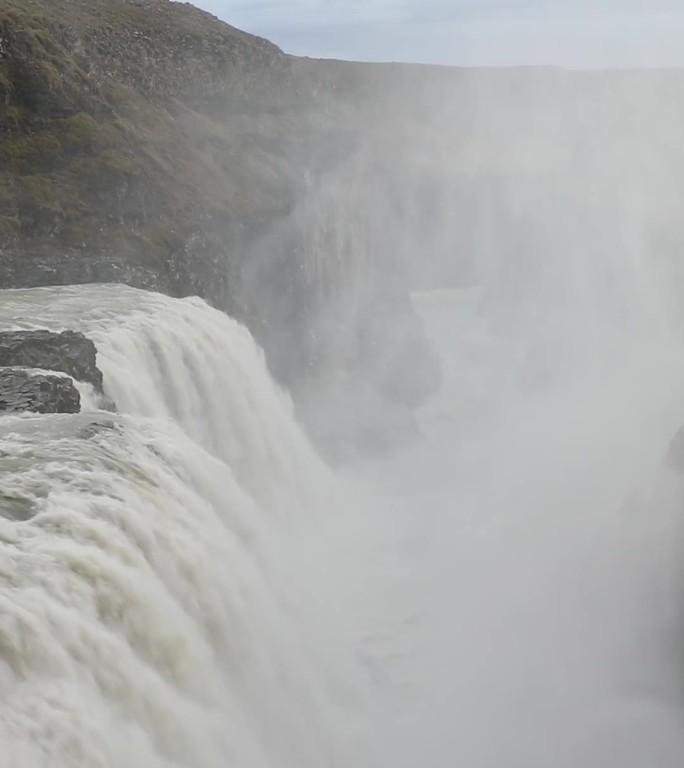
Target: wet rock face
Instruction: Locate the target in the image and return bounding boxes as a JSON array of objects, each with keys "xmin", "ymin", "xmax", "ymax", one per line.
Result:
[
  {"xmin": 0, "ymin": 329, "xmax": 110, "ymax": 415},
  {"xmin": 0, "ymin": 369, "xmax": 80, "ymax": 414},
  {"xmin": 0, "ymin": 330, "xmax": 103, "ymax": 390}
]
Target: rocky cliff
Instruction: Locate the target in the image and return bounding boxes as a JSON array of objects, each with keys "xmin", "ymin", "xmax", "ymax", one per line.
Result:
[
  {"xmin": 0, "ymin": 0, "xmax": 295, "ymax": 299},
  {"xmin": 4, "ymin": 0, "xmax": 683, "ymax": 452},
  {"xmin": 0, "ymin": 0, "xmax": 449, "ymax": 453}
]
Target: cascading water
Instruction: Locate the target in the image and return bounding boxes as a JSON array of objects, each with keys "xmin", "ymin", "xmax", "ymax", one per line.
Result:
[
  {"xmin": 3, "ymin": 256, "xmax": 684, "ymax": 768},
  {"xmin": 0, "ymin": 284, "xmax": 380, "ymax": 768}
]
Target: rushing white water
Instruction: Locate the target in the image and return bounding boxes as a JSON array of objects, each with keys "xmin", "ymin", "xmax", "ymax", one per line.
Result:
[
  {"xmin": 0, "ymin": 285, "xmax": 329, "ymax": 510},
  {"xmin": 0, "ymin": 284, "xmax": 380, "ymax": 768},
  {"xmin": 3, "ymin": 275, "xmax": 684, "ymax": 768}
]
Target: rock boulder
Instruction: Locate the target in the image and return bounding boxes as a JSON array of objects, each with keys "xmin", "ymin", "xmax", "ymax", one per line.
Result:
[
  {"xmin": 0, "ymin": 369, "xmax": 80, "ymax": 414},
  {"xmin": 0, "ymin": 330, "xmax": 103, "ymax": 390}
]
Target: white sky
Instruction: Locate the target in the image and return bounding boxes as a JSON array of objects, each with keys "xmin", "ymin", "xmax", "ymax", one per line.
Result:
[{"xmin": 193, "ymin": 0, "xmax": 684, "ymax": 67}]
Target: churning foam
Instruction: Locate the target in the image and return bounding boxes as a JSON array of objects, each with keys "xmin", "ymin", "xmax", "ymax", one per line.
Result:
[{"xmin": 0, "ymin": 284, "xmax": 378, "ymax": 768}]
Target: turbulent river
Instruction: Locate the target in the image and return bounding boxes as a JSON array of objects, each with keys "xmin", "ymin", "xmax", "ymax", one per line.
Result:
[{"xmin": 1, "ymin": 281, "xmax": 684, "ymax": 767}]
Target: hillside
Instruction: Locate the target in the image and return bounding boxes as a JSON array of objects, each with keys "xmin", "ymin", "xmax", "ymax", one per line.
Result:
[
  {"xmin": 0, "ymin": 0, "xmax": 432, "ymax": 452},
  {"xmin": 0, "ymin": 0, "xmax": 297, "ymax": 296},
  {"xmin": 3, "ymin": 0, "xmax": 684, "ymax": 452}
]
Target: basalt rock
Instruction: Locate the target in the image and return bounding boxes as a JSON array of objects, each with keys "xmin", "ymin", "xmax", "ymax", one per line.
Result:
[
  {"xmin": 0, "ymin": 369, "xmax": 80, "ymax": 414},
  {"xmin": 0, "ymin": 330, "xmax": 103, "ymax": 390}
]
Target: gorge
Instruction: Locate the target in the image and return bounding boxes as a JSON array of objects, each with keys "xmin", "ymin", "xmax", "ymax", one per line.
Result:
[{"xmin": 2, "ymin": 1, "xmax": 684, "ymax": 767}]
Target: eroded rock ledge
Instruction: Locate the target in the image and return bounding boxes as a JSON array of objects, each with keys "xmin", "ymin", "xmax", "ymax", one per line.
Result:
[
  {"xmin": 0, "ymin": 369, "xmax": 80, "ymax": 414},
  {"xmin": 0, "ymin": 329, "xmax": 107, "ymax": 414},
  {"xmin": 0, "ymin": 330, "xmax": 103, "ymax": 389}
]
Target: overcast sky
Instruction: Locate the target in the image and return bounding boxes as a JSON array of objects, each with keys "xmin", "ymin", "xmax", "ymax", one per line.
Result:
[{"xmin": 193, "ymin": 0, "xmax": 684, "ymax": 67}]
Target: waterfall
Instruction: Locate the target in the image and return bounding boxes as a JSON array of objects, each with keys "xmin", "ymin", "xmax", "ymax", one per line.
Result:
[
  {"xmin": 0, "ymin": 284, "xmax": 376, "ymax": 768},
  {"xmin": 4, "ymin": 268, "xmax": 684, "ymax": 768}
]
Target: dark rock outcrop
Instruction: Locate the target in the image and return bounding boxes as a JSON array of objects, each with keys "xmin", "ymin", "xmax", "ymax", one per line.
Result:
[
  {"xmin": 0, "ymin": 369, "xmax": 80, "ymax": 414},
  {"xmin": 0, "ymin": 330, "xmax": 103, "ymax": 389},
  {"xmin": 0, "ymin": 329, "xmax": 111, "ymax": 415}
]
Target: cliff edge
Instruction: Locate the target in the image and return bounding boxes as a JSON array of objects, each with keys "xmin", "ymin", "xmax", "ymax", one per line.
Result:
[{"xmin": 0, "ymin": 0, "xmax": 446, "ymax": 455}]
